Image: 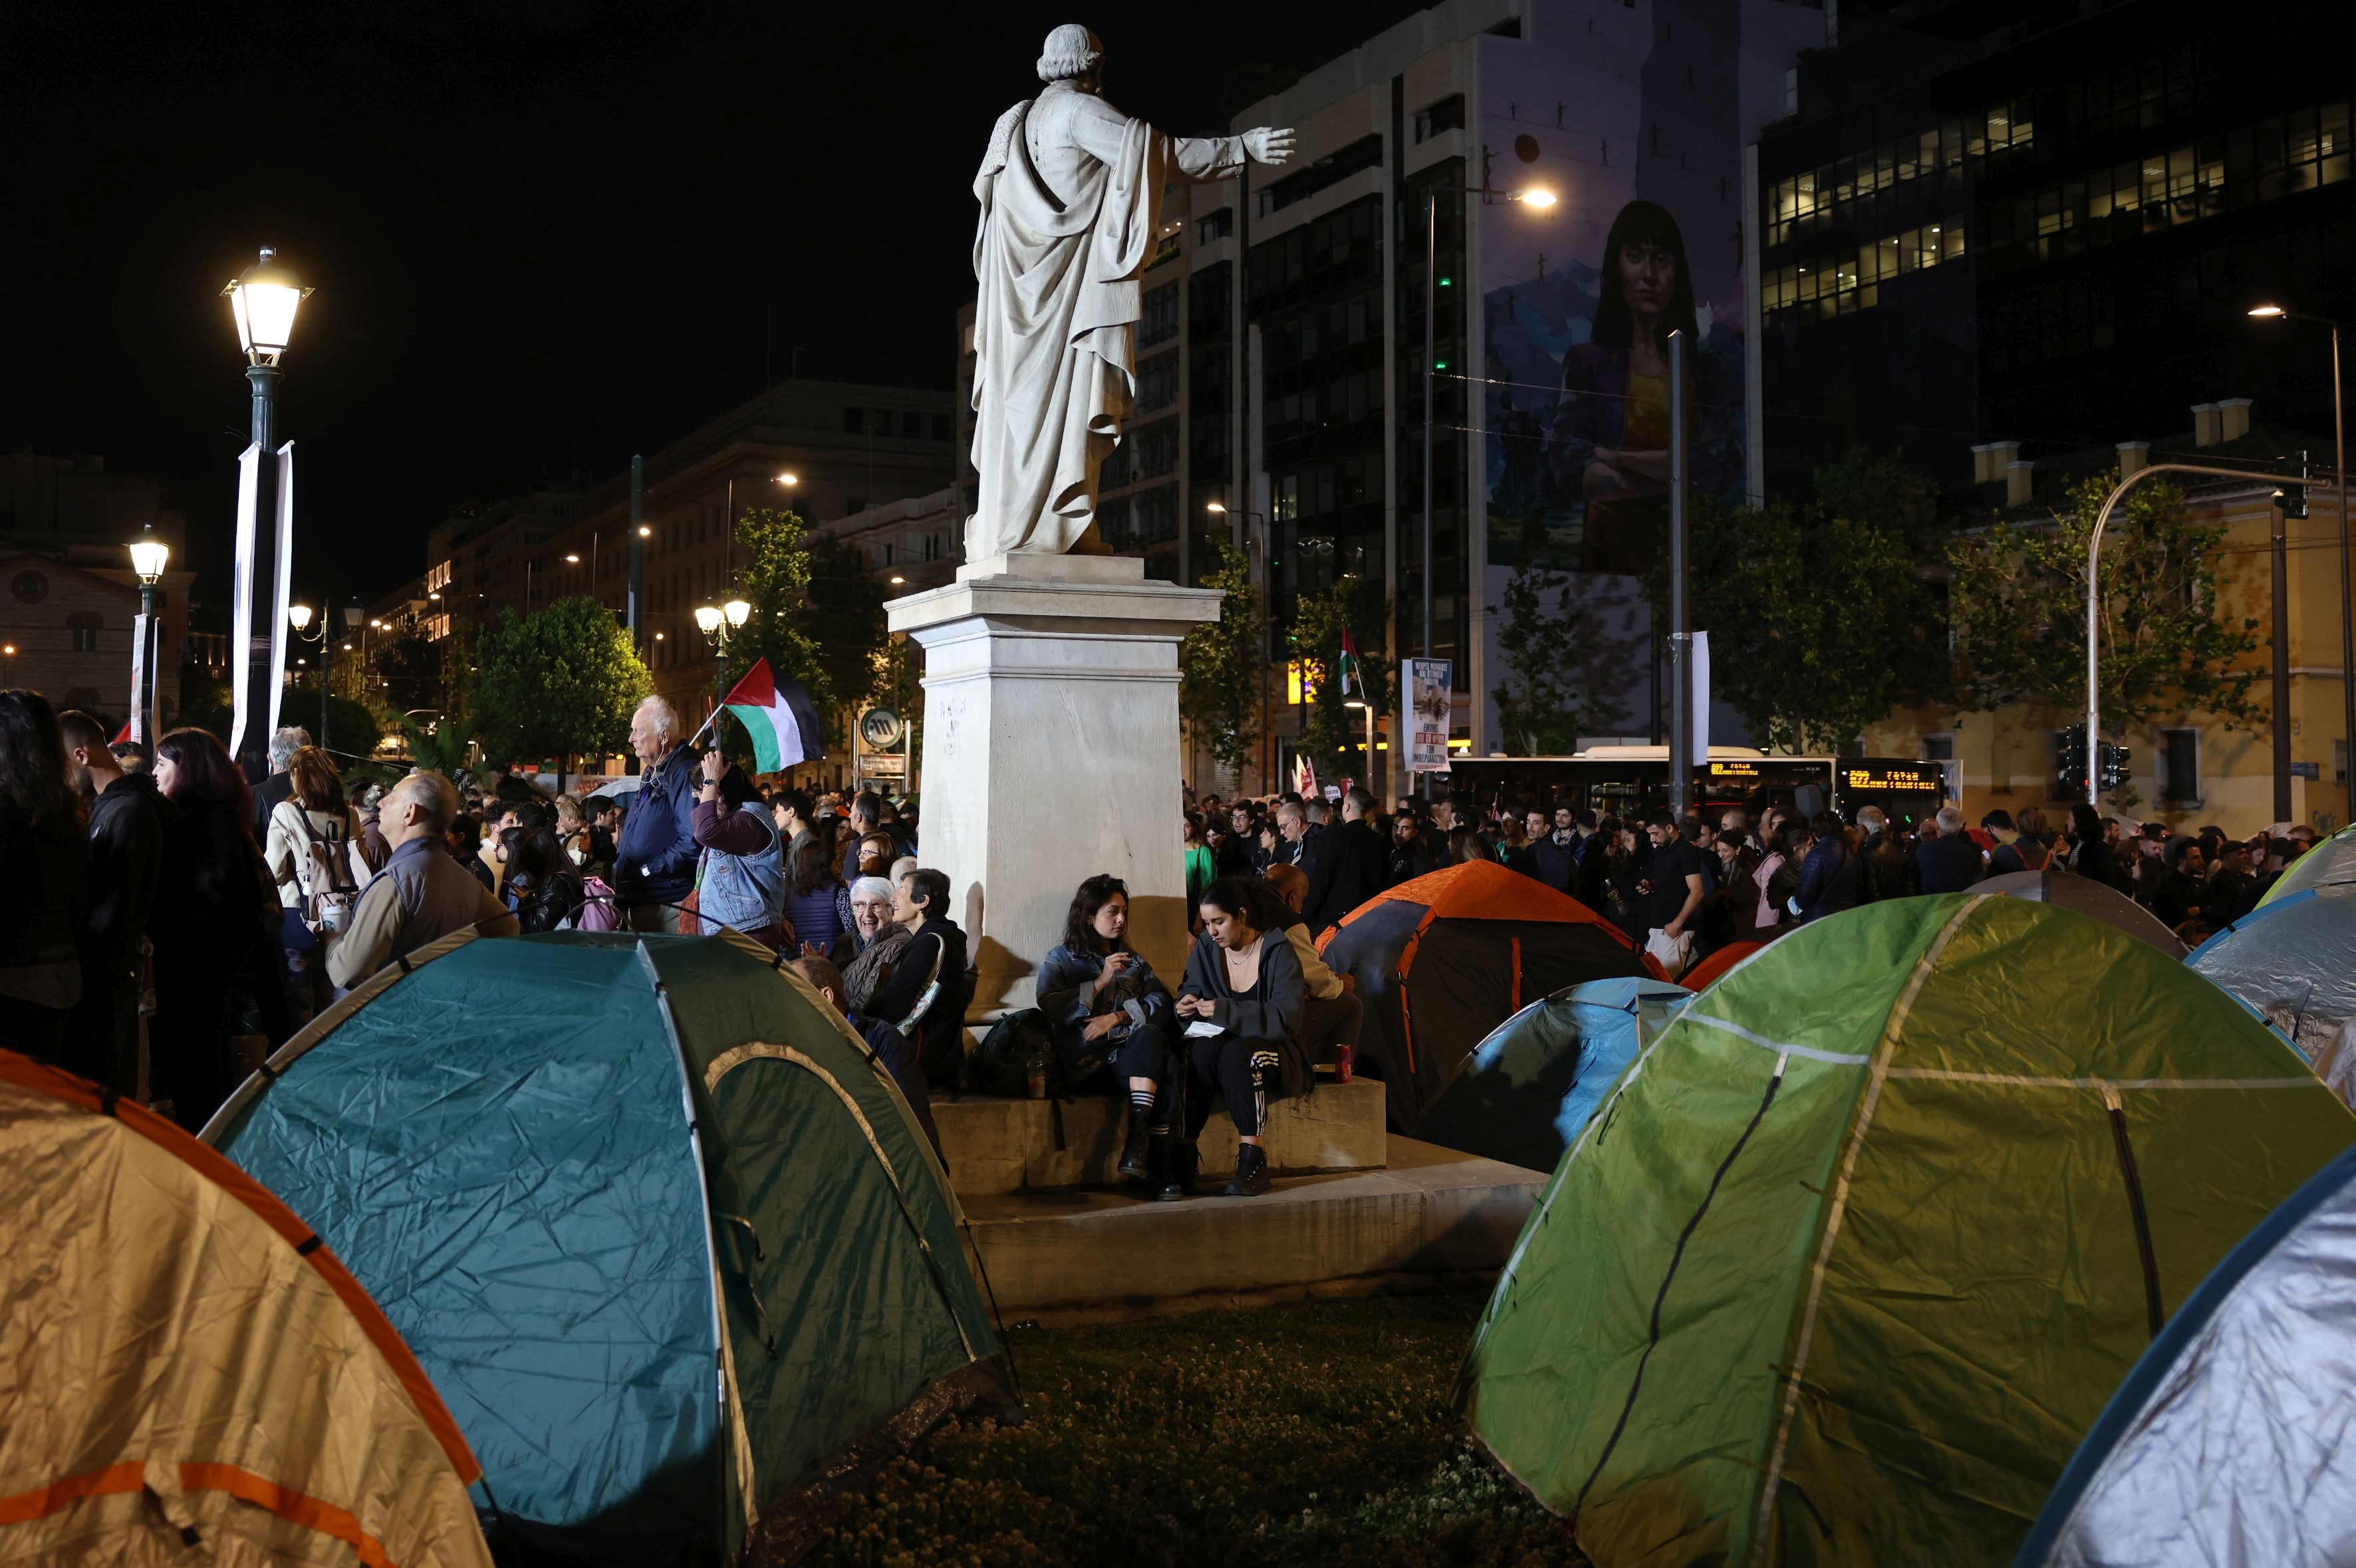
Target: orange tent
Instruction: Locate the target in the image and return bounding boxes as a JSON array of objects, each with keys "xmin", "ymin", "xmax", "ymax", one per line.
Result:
[
  {"xmin": 1677, "ymin": 938, "xmax": 1768, "ymax": 993},
  {"xmin": 0, "ymin": 1051, "xmax": 491, "ymax": 1567},
  {"xmin": 1318, "ymin": 861, "xmax": 1665, "ymax": 1132}
]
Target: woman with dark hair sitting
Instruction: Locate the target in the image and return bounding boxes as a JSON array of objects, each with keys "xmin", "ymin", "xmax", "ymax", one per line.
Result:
[
  {"xmin": 871, "ymin": 866, "xmax": 971, "ymax": 1090},
  {"xmin": 507, "ymin": 825, "xmax": 586, "ymax": 933},
  {"xmin": 1176, "ymin": 876, "xmax": 1310, "ymax": 1198},
  {"xmin": 1036, "ymin": 874, "xmax": 1181, "ymax": 1197}
]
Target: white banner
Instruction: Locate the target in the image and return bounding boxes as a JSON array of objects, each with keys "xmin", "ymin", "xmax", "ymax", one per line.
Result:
[
  {"xmin": 128, "ymin": 612, "xmax": 150, "ymax": 744},
  {"xmin": 1691, "ymin": 630, "xmax": 1711, "ymax": 767},
  {"xmin": 267, "ymin": 442, "xmax": 295, "ymax": 743},
  {"xmin": 1404, "ymin": 657, "xmax": 1453, "ymax": 773},
  {"xmin": 227, "ymin": 444, "xmax": 260, "ymax": 761}
]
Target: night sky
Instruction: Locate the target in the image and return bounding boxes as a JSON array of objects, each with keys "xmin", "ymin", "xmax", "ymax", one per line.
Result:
[{"xmin": 2, "ymin": 2, "xmax": 1428, "ymax": 614}]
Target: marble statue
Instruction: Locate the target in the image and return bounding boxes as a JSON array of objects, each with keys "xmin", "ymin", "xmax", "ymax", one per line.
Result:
[{"xmin": 966, "ymin": 24, "xmax": 1295, "ymax": 559}]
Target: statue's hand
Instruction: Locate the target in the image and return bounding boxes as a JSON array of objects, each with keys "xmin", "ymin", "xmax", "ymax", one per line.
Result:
[{"xmin": 1243, "ymin": 126, "xmax": 1297, "ymax": 166}]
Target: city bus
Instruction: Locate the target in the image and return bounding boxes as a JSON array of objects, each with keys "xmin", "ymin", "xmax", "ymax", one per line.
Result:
[{"xmin": 1440, "ymin": 747, "xmax": 1949, "ymax": 827}]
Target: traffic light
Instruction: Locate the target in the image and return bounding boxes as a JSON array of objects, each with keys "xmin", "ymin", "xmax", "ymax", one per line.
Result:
[
  {"xmin": 2098, "ymin": 741, "xmax": 2131, "ymax": 793},
  {"xmin": 2056, "ymin": 723, "xmax": 2088, "ymax": 790},
  {"xmin": 2278, "ymin": 484, "xmax": 2309, "ymax": 519}
]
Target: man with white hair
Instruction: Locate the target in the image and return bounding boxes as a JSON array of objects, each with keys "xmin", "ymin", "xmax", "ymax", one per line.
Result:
[
  {"xmin": 1910, "ymin": 803, "xmax": 1985, "ymax": 894},
  {"xmin": 614, "ymin": 694, "xmax": 702, "ymax": 932},
  {"xmin": 328, "ymin": 771, "xmax": 519, "ymax": 989},
  {"xmin": 251, "ymin": 725, "xmax": 311, "ymax": 839}
]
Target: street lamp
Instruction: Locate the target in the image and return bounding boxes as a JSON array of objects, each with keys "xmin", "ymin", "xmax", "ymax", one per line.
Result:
[
  {"xmin": 223, "ymin": 247, "xmax": 312, "ymax": 775},
  {"xmin": 287, "ymin": 602, "xmax": 331, "ymax": 750},
  {"xmin": 127, "ymin": 523, "xmax": 170, "ymax": 743},
  {"xmin": 2250, "ymin": 304, "xmax": 2353, "ymax": 811}
]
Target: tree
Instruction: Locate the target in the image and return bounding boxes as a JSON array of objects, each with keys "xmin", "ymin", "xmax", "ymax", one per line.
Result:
[
  {"xmin": 397, "ymin": 709, "xmax": 475, "ymax": 779},
  {"xmin": 1948, "ymin": 475, "xmax": 2264, "ymax": 739},
  {"xmin": 805, "ymin": 531, "xmax": 892, "ymax": 739},
  {"xmin": 1643, "ymin": 450, "xmax": 1950, "ymax": 754},
  {"xmin": 744, "ymin": 506, "xmax": 848, "ymax": 720},
  {"xmin": 1290, "ymin": 571, "xmax": 1391, "ymax": 781},
  {"xmin": 285, "ymin": 678, "xmax": 386, "ymax": 763},
  {"xmin": 1489, "ymin": 521, "xmax": 1613, "ymax": 756},
  {"xmin": 1178, "ymin": 540, "xmax": 1263, "ymax": 793},
  {"xmin": 472, "ymin": 596, "xmax": 651, "ymax": 783}
]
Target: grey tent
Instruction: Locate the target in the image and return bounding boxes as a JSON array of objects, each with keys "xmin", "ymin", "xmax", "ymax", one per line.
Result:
[
  {"xmin": 2017, "ymin": 1140, "xmax": 2356, "ymax": 1567},
  {"xmin": 1977, "ymin": 868, "xmax": 2186, "ymax": 957}
]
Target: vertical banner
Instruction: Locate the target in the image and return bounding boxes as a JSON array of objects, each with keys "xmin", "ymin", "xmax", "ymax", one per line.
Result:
[
  {"xmin": 267, "ymin": 442, "xmax": 296, "ymax": 743},
  {"xmin": 1691, "ymin": 630, "xmax": 1710, "ymax": 767},
  {"xmin": 128, "ymin": 612, "xmax": 150, "ymax": 745},
  {"xmin": 1405, "ymin": 657, "xmax": 1454, "ymax": 773},
  {"xmin": 227, "ymin": 444, "xmax": 261, "ymax": 762}
]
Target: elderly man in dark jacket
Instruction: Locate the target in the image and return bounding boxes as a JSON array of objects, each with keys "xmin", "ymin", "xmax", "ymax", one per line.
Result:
[
  {"xmin": 1308, "ymin": 787, "xmax": 1388, "ymax": 931},
  {"xmin": 614, "ymin": 696, "xmax": 702, "ymax": 932}
]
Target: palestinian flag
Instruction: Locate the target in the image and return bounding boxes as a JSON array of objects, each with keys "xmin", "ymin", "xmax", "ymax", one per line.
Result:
[
  {"xmin": 718, "ymin": 658, "xmax": 823, "ymax": 773},
  {"xmin": 1337, "ymin": 628, "xmax": 1362, "ymax": 698}
]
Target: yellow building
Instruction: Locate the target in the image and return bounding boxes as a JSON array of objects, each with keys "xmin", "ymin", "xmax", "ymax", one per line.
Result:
[{"xmin": 1865, "ymin": 403, "xmax": 2351, "ymax": 837}]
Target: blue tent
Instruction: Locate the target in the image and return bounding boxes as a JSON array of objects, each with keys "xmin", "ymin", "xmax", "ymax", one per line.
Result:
[
  {"xmin": 2188, "ymin": 885, "xmax": 2356, "ymax": 1109},
  {"xmin": 1413, "ymin": 976, "xmax": 1692, "ymax": 1172},
  {"xmin": 203, "ymin": 929, "xmax": 1013, "ymax": 1566},
  {"xmin": 2017, "ymin": 1140, "xmax": 2356, "ymax": 1566}
]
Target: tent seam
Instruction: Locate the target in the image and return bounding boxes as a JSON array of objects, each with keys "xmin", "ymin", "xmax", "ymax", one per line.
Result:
[
  {"xmin": 635, "ymin": 942, "xmax": 759, "ymax": 1544},
  {"xmin": 1750, "ymin": 894, "xmax": 1984, "ymax": 1565}
]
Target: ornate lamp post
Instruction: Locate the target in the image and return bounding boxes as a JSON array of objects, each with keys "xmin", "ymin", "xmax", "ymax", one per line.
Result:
[
  {"xmin": 126, "ymin": 523, "xmax": 170, "ymax": 743},
  {"xmin": 223, "ymin": 247, "xmax": 311, "ymax": 774}
]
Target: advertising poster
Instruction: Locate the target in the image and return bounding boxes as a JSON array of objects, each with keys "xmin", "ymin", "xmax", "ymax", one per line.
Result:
[
  {"xmin": 1406, "ymin": 658, "xmax": 1454, "ymax": 773},
  {"xmin": 1478, "ymin": 0, "xmax": 1775, "ymax": 572}
]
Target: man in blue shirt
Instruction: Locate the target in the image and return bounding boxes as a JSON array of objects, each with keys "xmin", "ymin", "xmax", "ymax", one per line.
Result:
[{"xmin": 614, "ymin": 696, "xmax": 702, "ymax": 932}]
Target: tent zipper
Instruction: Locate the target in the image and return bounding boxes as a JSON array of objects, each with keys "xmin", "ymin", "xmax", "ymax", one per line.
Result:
[{"xmin": 2101, "ymin": 1083, "xmax": 2165, "ymax": 1339}]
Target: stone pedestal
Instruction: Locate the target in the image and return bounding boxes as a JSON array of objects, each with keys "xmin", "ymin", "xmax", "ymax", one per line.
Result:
[{"xmin": 886, "ymin": 553, "xmax": 1221, "ymax": 1016}]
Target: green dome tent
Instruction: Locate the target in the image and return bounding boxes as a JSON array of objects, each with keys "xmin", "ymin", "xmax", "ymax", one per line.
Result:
[
  {"xmin": 1456, "ymin": 894, "xmax": 2356, "ymax": 1568},
  {"xmin": 204, "ymin": 929, "xmax": 1014, "ymax": 1566}
]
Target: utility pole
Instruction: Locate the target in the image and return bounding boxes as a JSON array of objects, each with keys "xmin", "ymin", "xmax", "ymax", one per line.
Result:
[
  {"xmin": 2275, "ymin": 477, "xmax": 2295, "ymax": 822},
  {"xmin": 1668, "ymin": 329, "xmax": 1693, "ymax": 820},
  {"xmin": 628, "ymin": 454, "xmax": 644, "ymax": 642}
]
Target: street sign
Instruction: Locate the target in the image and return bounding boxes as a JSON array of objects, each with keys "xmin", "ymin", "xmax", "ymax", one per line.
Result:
[
  {"xmin": 1404, "ymin": 657, "xmax": 1452, "ymax": 773},
  {"xmin": 860, "ymin": 754, "xmax": 909, "ymax": 779},
  {"xmin": 2292, "ymin": 761, "xmax": 2320, "ymax": 780},
  {"xmin": 858, "ymin": 707, "xmax": 904, "ymax": 751}
]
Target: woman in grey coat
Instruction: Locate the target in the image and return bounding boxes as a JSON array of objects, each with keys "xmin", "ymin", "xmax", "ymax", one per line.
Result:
[
  {"xmin": 1176, "ymin": 876, "xmax": 1311, "ymax": 1196},
  {"xmin": 1035, "ymin": 874, "xmax": 1179, "ymax": 1196}
]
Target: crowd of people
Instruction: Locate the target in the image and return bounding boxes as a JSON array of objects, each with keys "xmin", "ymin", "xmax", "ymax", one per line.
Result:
[
  {"xmin": 7, "ymin": 672, "xmax": 2336, "ymax": 1202},
  {"xmin": 1188, "ymin": 784, "xmax": 2329, "ymax": 974},
  {"xmin": 0, "ymin": 690, "xmax": 954, "ymax": 1146}
]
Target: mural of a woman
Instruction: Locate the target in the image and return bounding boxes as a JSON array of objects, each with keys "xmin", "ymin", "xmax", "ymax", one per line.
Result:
[{"xmin": 1546, "ymin": 199, "xmax": 1725, "ymax": 573}]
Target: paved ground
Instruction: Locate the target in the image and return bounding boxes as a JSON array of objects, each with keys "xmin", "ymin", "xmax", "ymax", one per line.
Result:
[{"xmin": 806, "ymin": 1291, "xmax": 1589, "ymax": 1567}]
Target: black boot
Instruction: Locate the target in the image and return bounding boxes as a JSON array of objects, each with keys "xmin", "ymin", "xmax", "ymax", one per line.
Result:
[
  {"xmin": 1168, "ymin": 1138, "xmax": 1201, "ymax": 1197},
  {"xmin": 1146, "ymin": 1135, "xmax": 1184, "ymax": 1202},
  {"xmin": 1117, "ymin": 1107, "xmax": 1154, "ymax": 1180},
  {"xmin": 1226, "ymin": 1142, "xmax": 1271, "ymax": 1198}
]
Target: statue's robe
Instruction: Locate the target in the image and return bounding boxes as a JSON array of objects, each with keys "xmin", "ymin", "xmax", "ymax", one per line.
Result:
[{"xmin": 967, "ymin": 82, "xmax": 1243, "ymax": 559}]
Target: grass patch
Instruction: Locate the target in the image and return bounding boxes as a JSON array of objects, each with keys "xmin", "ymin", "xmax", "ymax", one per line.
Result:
[{"xmin": 808, "ymin": 1291, "xmax": 1586, "ymax": 1567}]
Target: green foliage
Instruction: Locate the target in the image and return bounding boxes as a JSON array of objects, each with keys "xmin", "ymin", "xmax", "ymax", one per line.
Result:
[
  {"xmin": 1488, "ymin": 521, "xmax": 1613, "ymax": 756},
  {"xmin": 807, "ymin": 1293, "xmax": 1585, "ymax": 1567},
  {"xmin": 1947, "ymin": 475, "xmax": 2264, "ymax": 733},
  {"xmin": 471, "ymin": 595, "xmax": 650, "ymax": 766},
  {"xmin": 1644, "ymin": 450, "xmax": 1950, "ymax": 755},
  {"xmin": 284, "ymin": 679, "xmax": 386, "ymax": 763},
  {"xmin": 397, "ymin": 710, "xmax": 474, "ymax": 778},
  {"xmin": 744, "ymin": 503, "xmax": 848, "ymax": 716},
  {"xmin": 1178, "ymin": 540, "xmax": 1264, "ymax": 793},
  {"xmin": 1291, "ymin": 573, "xmax": 1390, "ymax": 781}
]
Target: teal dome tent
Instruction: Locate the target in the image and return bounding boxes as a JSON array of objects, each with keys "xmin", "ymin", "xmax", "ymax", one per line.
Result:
[{"xmin": 204, "ymin": 930, "xmax": 1014, "ymax": 1565}]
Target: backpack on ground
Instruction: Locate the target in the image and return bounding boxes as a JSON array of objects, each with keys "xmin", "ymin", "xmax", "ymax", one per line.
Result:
[{"xmin": 970, "ymin": 1009, "xmax": 1054, "ymax": 1098}]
